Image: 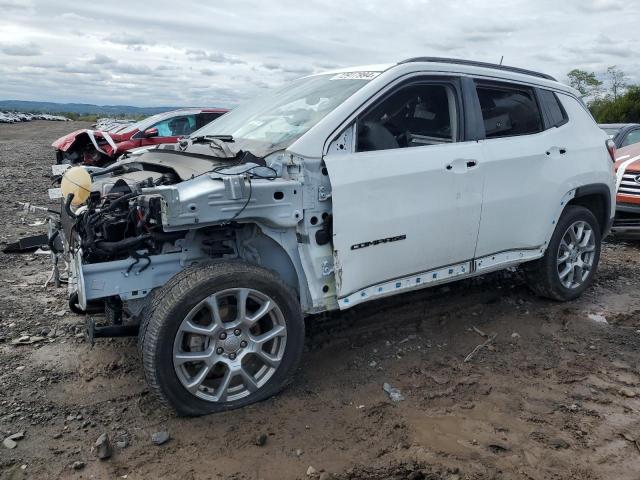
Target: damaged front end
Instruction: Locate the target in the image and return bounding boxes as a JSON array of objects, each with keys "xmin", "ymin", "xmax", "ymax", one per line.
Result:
[
  {"xmin": 52, "ymin": 129, "xmax": 125, "ymax": 166},
  {"xmin": 50, "ymin": 144, "xmax": 304, "ymax": 341}
]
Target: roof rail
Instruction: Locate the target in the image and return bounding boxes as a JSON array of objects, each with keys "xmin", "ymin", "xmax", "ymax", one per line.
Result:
[{"xmin": 398, "ymin": 57, "xmax": 556, "ymax": 81}]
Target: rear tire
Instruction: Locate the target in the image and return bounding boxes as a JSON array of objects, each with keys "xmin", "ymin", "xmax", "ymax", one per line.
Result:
[
  {"xmin": 524, "ymin": 205, "xmax": 601, "ymax": 301},
  {"xmin": 141, "ymin": 260, "xmax": 304, "ymax": 416}
]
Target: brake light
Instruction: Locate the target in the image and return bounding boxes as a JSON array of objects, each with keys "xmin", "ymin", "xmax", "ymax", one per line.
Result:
[{"xmin": 606, "ymin": 139, "xmax": 616, "ymax": 163}]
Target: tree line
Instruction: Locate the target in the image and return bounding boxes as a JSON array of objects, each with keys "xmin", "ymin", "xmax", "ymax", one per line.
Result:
[{"xmin": 567, "ymin": 66, "xmax": 639, "ymax": 123}]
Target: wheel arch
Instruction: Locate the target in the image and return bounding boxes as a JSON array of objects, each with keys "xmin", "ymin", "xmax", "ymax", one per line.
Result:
[
  {"xmin": 234, "ymin": 224, "xmax": 313, "ymax": 311},
  {"xmin": 566, "ymin": 183, "xmax": 613, "ymax": 236}
]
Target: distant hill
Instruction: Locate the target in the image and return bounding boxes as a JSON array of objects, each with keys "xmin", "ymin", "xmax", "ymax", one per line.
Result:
[{"xmin": 0, "ymin": 100, "xmax": 183, "ymax": 117}]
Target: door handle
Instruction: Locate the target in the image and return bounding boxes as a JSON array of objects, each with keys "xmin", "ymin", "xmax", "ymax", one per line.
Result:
[
  {"xmin": 446, "ymin": 158, "xmax": 480, "ymax": 172},
  {"xmin": 546, "ymin": 147, "xmax": 568, "ymax": 156}
]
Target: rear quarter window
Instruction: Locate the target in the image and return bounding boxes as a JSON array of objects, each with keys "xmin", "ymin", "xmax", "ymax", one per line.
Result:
[{"xmin": 539, "ymin": 89, "xmax": 568, "ymax": 128}]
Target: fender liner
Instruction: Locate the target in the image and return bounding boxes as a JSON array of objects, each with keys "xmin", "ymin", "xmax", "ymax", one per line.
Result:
[{"xmin": 571, "ymin": 183, "xmax": 613, "ymax": 236}]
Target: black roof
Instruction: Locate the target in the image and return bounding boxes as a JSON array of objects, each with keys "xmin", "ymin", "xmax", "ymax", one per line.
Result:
[{"xmin": 398, "ymin": 57, "xmax": 556, "ymax": 81}]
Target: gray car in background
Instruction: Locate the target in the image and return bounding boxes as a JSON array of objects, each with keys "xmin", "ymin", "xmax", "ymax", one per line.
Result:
[{"xmin": 600, "ymin": 123, "xmax": 640, "ymax": 148}]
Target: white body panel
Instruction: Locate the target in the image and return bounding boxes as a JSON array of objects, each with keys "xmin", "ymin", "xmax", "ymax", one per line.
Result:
[
  {"xmin": 305, "ymin": 63, "xmax": 614, "ymax": 309},
  {"xmin": 476, "ymin": 95, "xmax": 613, "ymax": 259},
  {"xmin": 325, "ymin": 141, "xmax": 483, "ymax": 297}
]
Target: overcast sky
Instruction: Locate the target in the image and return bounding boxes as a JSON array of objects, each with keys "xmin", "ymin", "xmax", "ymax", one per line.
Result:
[{"xmin": 0, "ymin": 0, "xmax": 638, "ymax": 108}]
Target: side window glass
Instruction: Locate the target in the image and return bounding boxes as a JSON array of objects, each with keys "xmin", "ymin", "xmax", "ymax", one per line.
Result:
[
  {"xmin": 622, "ymin": 129, "xmax": 640, "ymax": 148},
  {"xmin": 196, "ymin": 112, "xmax": 224, "ymax": 129},
  {"xmin": 539, "ymin": 89, "xmax": 568, "ymax": 128},
  {"xmin": 476, "ymin": 84, "xmax": 542, "ymax": 138},
  {"xmin": 356, "ymin": 84, "xmax": 457, "ymax": 152},
  {"xmin": 153, "ymin": 115, "xmax": 196, "ymax": 137}
]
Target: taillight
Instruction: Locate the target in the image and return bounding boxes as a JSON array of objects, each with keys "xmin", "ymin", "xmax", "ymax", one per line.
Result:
[{"xmin": 606, "ymin": 139, "xmax": 616, "ymax": 163}]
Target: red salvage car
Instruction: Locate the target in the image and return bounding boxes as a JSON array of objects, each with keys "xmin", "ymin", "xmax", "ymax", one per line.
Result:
[{"xmin": 52, "ymin": 108, "xmax": 228, "ymax": 166}]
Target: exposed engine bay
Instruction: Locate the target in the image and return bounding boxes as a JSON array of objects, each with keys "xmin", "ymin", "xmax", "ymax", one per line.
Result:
[
  {"xmin": 66, "ymin": 145, "xmax": 271, "ymax": 264},
  {"xmin": 51, "ymin": 139, "xmax": 335, "ymax": 325}
]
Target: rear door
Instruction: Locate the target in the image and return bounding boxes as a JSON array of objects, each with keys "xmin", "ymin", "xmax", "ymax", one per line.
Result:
[
  {"xmin": 473, "ymin": 81, "xmax": 567, "ymax": 257},
  {"xmin": 324, "ymin": 76, "xmax": 485, "ymax": 301}
]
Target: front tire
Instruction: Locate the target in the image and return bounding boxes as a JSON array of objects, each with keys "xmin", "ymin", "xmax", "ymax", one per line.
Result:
[
  {"xmin": 524, "ymin": 205, "xmax": 601, "ymax": 301},
  {"xmin": 141, "ymin": 261, "xmax": 304, "ymax": 416}
]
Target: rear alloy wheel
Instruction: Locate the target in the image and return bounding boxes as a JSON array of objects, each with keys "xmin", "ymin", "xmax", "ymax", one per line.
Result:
[
  {"xmin": 556, "ymin": 220, "xmax": 597, "ymax": 289},
  {"xmin": 142, "ymin": 261, "xmax": 304, "ymax": 416},
  {"xmin": 525, "ymin": 205, "xmax": 601, "ymax": 301}
]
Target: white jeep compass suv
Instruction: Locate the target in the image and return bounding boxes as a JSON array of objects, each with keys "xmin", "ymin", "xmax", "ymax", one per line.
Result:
[{"xmin": 51, "ymin": 57, "xmax": 617, "ymax": 415}]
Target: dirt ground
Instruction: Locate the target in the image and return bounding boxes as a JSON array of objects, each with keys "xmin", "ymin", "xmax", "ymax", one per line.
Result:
[{"xmin": 1, "ymin": 121, "xmax": 640, "ymax": 480}]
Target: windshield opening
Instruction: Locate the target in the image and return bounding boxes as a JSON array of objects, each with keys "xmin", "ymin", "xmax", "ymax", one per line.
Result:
[{"xmin": 191, "ymin": 73, "xmax": 374, "ymax": 154}]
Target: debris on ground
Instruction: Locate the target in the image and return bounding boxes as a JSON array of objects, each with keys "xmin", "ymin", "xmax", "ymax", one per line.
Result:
[
  {"xmin": 255, "ymin": 433, "xmax": 268, "ymax": 446},
  {"xmin": 619, "ymin": 387, "xmax": 637, "ymax": 398},
  {"xmin": 151, "ymin": 431, "xmax": 170, "ymax": 446},
  {"xmin": 95, "ymin": 432, "xmax": 112, "ymax": 460},
  {"xmin": 71, "ymin": 461, "xmax": 85, "ymax": 470},
  {"xmin": 588, "ymin": 313, "xmax": 608, "ymax": 324},
  {"xmin": 11, "ymin": 335, "xmax": 46, "ymax": 346},
  {"xmin": 549, "ymin": 438, "xmax": 570, "ymax": 449},
  {"xmin": 383, "ymin": 382, "xmax": 405, "ymax": 402},
  {"xmin": 9, "ymin": 431, "xmax": 25, "ymax": 441},
  {"xmin": 2, "ymin": 233, "xmax": 49, "ymax": 253},
  {"xmin": 3, "ymin": 437, "xmax": 17, "ymax": 449},
  {"xmin": 464, "ymin": 333, "xmax": 498, "ymax": 363}
]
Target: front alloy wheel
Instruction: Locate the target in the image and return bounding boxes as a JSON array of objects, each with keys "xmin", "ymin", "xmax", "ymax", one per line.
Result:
[
  {"xmin": 141, "ymin": 261, "xmax": 304, "ymax": 416},
  {"xmin": 173, "ymin": 288, "xmax": 287, "ymax": 402}
]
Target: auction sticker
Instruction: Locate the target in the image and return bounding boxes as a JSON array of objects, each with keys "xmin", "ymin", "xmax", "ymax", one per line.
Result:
[{"xmin": 330, "ymin": 71, "xmax": 380, "ymax": 80}]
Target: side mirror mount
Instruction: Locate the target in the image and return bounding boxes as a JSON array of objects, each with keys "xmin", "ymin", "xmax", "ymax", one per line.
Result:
[{"xmin": 144, "ymin": 127, "xmax": 158, "ymax": 138}]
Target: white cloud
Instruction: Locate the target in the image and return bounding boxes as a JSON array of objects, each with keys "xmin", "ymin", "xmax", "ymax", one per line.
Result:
[
  {"xmin": 89, "ymin": 53, "xmax": 116, "ymax": 65},
  {"xmin": 105, "ymin": 32, "xmax": 154, "ymax": 46},
  {"xmin": 0, "ymin": 41, "xmax": 41, "ymax": 56},
  {"xmin": 579, "ymin": 0, "xmax": 625, "ymax": 12},
  {"xmin": 186, "ymin": 49, "xmax": 246, "ymax": 65},
  {"xmin": 0, "ymin": 0, "xmax": 639, "ymax": 106},
  {"xmin": 0, "ymin": 0, "xmax": 32, "ymax": 10}
]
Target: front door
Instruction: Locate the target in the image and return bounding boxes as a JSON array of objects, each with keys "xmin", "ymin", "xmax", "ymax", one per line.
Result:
[{"xmin": 324, "ymin": 79, "xmax": 484, "ymax": 300}]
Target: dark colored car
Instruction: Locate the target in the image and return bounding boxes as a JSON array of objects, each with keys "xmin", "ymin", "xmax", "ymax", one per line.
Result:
[
  {"xmin": 600, "ymin": 123, "xmax": 640, "ymax": 149},
  {"xmin": 52, "ymin": 108, "xmax": 228, "ymax": 166}
]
